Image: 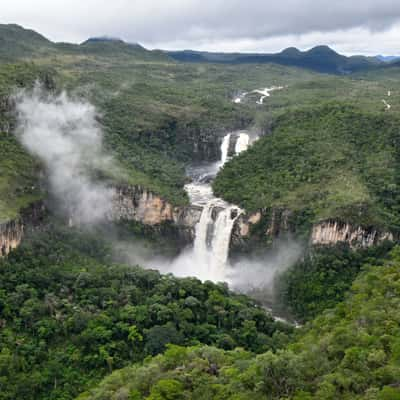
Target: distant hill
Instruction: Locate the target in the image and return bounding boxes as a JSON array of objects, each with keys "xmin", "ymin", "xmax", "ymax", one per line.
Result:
[
  {"xmin": 0, "ymin": 24, "xmax": 388, "ymax": 74},
  {"xmin": 0, "ymin": 24, "xmax": 55, "ymax": 60},
  {"xmin": 167, "ymin": 46, "xmax": 383, "ymax": 74},
  {"xmin": 376, "ymin": 55, "xmax": 400, "ymax": 63},
  {"xmin": 0, "ymin": 23, "xmax": 170, "ymax": 62}
]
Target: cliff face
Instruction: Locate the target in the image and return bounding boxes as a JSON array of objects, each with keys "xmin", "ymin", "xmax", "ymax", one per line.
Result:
[
  {"xmin": 231, "ymin": 208, "xmax": 294, "ymax": 251},
  {"xmin": 310, "ymin": 220, "xmax": 394, "ymax": 248},
  {"xmin": 232, "ymin": 208, "xmax": 395, "ymax": 250},
  {"xmin": 0, "ymin": 219, "xmax": 24, "ymax": 256},
  {"xmin": 0, "ymin": 201, "xmax": 46, "ymax": 257},
  {"xmin": 110, "ymin": 186, "xmax": 202, "ymax": 241}
]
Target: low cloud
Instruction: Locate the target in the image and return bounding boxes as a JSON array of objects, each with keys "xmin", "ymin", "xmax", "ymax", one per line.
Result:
[{"xmin": 15, "ymin": 84, "xmax": 114, "ymax": 224}]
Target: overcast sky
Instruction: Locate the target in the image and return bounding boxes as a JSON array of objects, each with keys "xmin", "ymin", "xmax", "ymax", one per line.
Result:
[{"xmin": 2, "ymin": 0, "xmax": 400, "ymax": 55}]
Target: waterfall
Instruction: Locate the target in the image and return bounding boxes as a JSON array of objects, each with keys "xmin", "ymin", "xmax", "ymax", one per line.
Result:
[
  {"xmin": 235, "ymin": 132, "xmax": 250, "ymax": 154},
  {"xmin": 212, "ymin": 206, "xmax": 242, "ymax": 270},
  {"xmin": 220, "ymin": 133, "xmax": 231, "ymax": 165},
  {"xmin": 193, "ymin": 201, "xmax": 214, "ymax": 258},
  {"xmin": 186, "ymin": 131, "xmax": 250, "ymax": 280}
]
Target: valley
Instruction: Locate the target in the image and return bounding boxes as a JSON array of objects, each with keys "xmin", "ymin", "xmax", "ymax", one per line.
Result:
[{"xmin": 0, "ymin": 22, "xmax": 400, "ymax": 400}]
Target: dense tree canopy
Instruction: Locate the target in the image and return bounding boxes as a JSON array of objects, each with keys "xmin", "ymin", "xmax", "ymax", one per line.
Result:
[
  {"xmin": 0, "ymin": 226, "xmax": 291, "ymax": 400},
  {"xmin": 78, "ymin": 248, "xmax": 400, "ymax": 400}
]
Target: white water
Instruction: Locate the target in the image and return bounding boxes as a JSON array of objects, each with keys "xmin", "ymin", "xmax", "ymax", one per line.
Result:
[
  {"xmin": 220, "ymin": 133, "xmax": 231, "ymax": 165},
  {"xmin": 169, "ymin": 131, "xmax": 250, "ymax": 282},
  {"xmin": 233, "ymin": 86, "xmax": 285, "ymax": 105},
  {"xmin": 212, "ymin": 206, "xmax": 241, "ymax": 271},
  {"xmin": 235, "ymin": 132, "xmax": 250, "ymax": 153},
  {"xmin": 382, "ymin": 99, "xmax": 391, "ymax": 110}
]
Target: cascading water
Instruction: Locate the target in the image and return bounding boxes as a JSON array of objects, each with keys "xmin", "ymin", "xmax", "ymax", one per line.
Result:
[
  {"xmin": 220, "ymin": 133, "xmax": 231, "ymax": 165},
  {"xmin": 181, "ymin": 131, "xmax": 250, "ymax": 281},
  {"xmin": 235, "ymin": 132, "xmax": 250, "ymax": 154}
]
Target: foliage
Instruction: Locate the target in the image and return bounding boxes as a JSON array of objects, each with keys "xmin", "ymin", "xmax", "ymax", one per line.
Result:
[
  {"xmin": 275, "ymin": 242, "xmax": 395, "ymax": 322},
  {"xmin": 0, "ymin": 132, "xmax": 42, "ymax": 221},
  {"xmin": 79, "ymin": 247, "xmax": 400, "ymax": 400},
  {"xmin": 214, "ymin": 103, "xmax": 400, "ymax": 232},
  {"xmin": 0, "ymin": 226, "xmax": 291, "ymax": 400}
]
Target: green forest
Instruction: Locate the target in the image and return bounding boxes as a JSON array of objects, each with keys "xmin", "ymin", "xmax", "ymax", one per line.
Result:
[{"xmin": 77, "ymin": 247, "xmax": 400, "ymax": 400}]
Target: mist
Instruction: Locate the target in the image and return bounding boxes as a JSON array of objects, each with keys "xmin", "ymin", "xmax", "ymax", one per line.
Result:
[{"xmin": 14, "ymin": 84, "xmax": 115, "ymax": 225}]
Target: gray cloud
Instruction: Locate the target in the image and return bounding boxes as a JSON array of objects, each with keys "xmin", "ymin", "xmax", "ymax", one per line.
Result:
[{"xmin": 2, "ymin": 0, "xmax": 400, "ymax": 53}]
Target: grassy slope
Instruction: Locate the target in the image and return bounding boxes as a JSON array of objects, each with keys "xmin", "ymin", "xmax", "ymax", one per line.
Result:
[
  {"xmin": 77, "ymin": 248, "xmax": 400, "ymax": 400},
  {"xmin": 214, "ymin": 103, "xmax": 400, "ymax": 232},
  {"xmin": 0, "ymin": 63, "xmax": 53, "ymax": 222},
  {"xmin": 0, "ymin": 133, "xmax": 42, "ymax": 222}
]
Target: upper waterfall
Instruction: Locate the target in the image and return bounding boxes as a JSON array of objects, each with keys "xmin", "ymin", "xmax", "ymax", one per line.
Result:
[{"xmin": 220, "ymin": 133, "xmax": 231, "ymax": 165}]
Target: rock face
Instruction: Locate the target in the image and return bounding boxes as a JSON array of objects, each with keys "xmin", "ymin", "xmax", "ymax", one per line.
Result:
[
  {"xmin": 0, "ymin": 219, "xmax": 24, "ymax": 256},
  {"xmin": 110, "ymin": 186, "xmax": 202, "ymax": 242},
  {"xmin": 0, "ymin": 201, "xmax": 46, "ymax": 257},
  {"xmin": 310, "ymin": 220, "xmax": 394, "ymax": 248},
  {"xmin": 231, "ymin": 208, "xmax": 395, "ymax": 251},
  {"xmin": 231, "ymin": 208, "xmax": 294, "ymax": 251}
]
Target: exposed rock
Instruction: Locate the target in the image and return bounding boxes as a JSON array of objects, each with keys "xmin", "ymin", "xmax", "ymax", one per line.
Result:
[
  {"xmin": 0, "ymin": 201, "xmax": 46, "ymax": 257},
  {"xmin": 231, "ymin": 208, "xmax": 293, "ymax": 249},
  {"xmin": 311, "ymin": 220, "xmax": 394, "ymax": 248},
  {"xmin": 231, "ymin": 207, "xmax": 395, "ymax": 253},
  {"xmin": 109, "ymin": 185, "xmax": 202, "ymax": 242},
  {"xmin": 0, "ymin": 219, "xmax": 24, "ymax": 256}
]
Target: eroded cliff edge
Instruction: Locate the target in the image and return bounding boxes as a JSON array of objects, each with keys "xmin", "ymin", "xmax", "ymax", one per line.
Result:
[
  {"xmin": 109, "ymin": 185, "xmax": 202, "ymax": 243},
  {"xmin": 231, "ymin": 208, "xmax": 395, "ymax": 252},
  {"xmin": 0, "ymin": 201, "xmax": 46, "ymax": 256}
]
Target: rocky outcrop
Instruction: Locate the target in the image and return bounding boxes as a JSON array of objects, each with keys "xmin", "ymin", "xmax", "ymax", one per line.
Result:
[
  {"xmin": 231, "ymin": 208, "xmax": 395, "ymax": 251},
  {"xmin": 110, "ymin": 186, "xmax": 202, "ymax": 242},
  {"xmin": 311, "ymin": 220, "xmax": 394, "ymax": 248},
  {"xmin": 231, "ymin": 208, "xmax": 294, "ymax": 250},
  {"xmin": 0, "ymin": 201, "xmax": 46, "ymax": 257},
  {"xmin": 0, "ymin": 219, "xmax": 24, "ymax": 256}
]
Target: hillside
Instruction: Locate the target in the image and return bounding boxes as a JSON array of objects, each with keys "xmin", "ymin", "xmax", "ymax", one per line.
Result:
[
  {"xmin": 214, "ymin": 103, "xmax": 400, "ymax": 234},
  {"xmin": 0, "ymin": 24, "xmax": 54, "ymax": 60}
]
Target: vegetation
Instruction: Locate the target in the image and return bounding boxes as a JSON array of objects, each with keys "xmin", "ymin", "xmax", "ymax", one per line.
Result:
[
  {"xmin": 214, "ymin": 103, "xmax": 400, "ymax": 232},
  {"xmin": 0, "ymin": 62, "xmax": 52, "ymax": 221},
  {"xmin": 275, "ymin": 243, "xmax": 395, "ymax": 322},
  {"xmin": 0, "ymin": 132, "xmax": 42, "ymax": 221},
  {"xmin": 0, "ymin": 226, "xmax": 291, "ymax": 400},
  {"xmin": 78, "ymin": 247, "xmax": 400, "ymax": 400},
  {"xmin": 168, "ymin": 45, "xmax": 383, "ymax": 74}
]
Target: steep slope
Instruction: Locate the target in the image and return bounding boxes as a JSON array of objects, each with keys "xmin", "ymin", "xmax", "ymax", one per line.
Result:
[
  {"xmin": 0, "ymin": 63, "xmax": 53, "ymax": 222},
  {"xmin": 214, "ymin": 103, "xmax": 400, "ymax": 238},
  {"xmin": 0, "ymin": 24, "xmax": 55, "ymax": 60}
]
